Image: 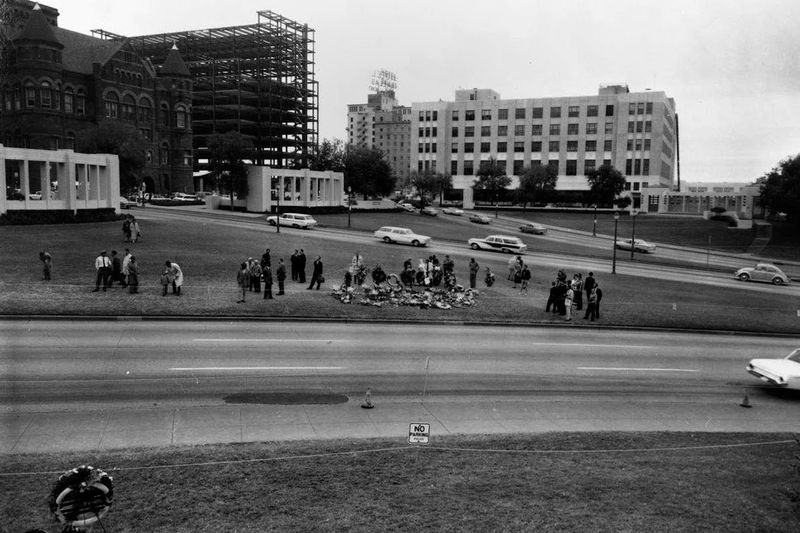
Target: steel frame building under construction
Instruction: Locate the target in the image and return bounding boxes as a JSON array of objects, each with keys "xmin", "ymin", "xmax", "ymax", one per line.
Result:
[{"xmin": 94, "ymin": 10, "xmax": 318, "ymax": 170}]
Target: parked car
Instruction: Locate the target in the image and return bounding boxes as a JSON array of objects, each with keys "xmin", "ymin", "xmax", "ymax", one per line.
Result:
[
  {"xmin": 747, "ymin": 348, "xmax": 800, "ymax": 389},
  {"xmin": 468, "ymin": 235, "xmax": 527, "ymax": 254},
  {"xmin": 119, "ymin": 196, "xmax": 134, "ymax": 209},
  {"xmin": 734, "ymin": 263, "xmax": 790, "ymax": 285},
  {"xmin": 374, "ymin": 226, "xmax": 431, "ymax": 247},
  {"xmin": 172, "ymin": 192, "xmax": 199, "ymax": 201},
  {"xmin": 615, "ymin": 238, "xmax": 656, "ymax": 253},
  {"xmin": 398, "ymin": 202, "xmax": 416, "ymax": 212},
  {"xmin": 29, "ymin": 191, "xmax": 42, "ymax": 200},
  {"xmin": 442, "ymin": 207, "xmax": 464, "ymax": 216},
  {"xmin": 469, "ymin": 213, "xmax": 492, "ymax": 224},
  {"xmin": 265, "ymin": 212, "xmax": 317, "ymax": 229},
  {"xmin": 420, "ymin": 206, "xmax": 438, "ymax": 217},
  {"xmin": 519, "ymin": 222, "xmax": 547, "ymax": 235}
]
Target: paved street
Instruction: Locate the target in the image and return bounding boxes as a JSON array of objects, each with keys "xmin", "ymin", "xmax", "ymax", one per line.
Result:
[{"xmin": 3, "ymin": 319, "xmax": 798, "ymax": 454}]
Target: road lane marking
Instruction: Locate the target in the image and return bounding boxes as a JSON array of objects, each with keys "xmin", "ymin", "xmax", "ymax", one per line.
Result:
[
  {"xmin": 533, "ymin": 343, "xmax": 652, "ymax": 349},
  {"xmin": 577, "ymin": 367, "xmax": 698, "ymax": 372},
  {"xmin": 170, "ymin": 366, "xmax": 345, "ymax": 371},
  {"xmin": 192, "ymin": 339, "xmax": 339, "ymax": 343}
]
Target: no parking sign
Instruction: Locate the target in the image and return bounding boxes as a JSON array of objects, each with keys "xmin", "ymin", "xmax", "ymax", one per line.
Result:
[{"xmin": 408, "ymin": 423, "xmax": 430, "ymax": 444}]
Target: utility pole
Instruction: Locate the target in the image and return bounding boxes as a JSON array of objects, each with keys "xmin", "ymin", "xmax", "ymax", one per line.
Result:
[{"xmin": 612, "ymin": 211, "xmax": 620, "ymax": 274}]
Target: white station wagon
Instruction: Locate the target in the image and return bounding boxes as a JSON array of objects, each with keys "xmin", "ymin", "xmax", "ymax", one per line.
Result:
[
  {"xmin": 374, "ymin": 226, "xmax": 431, "ymax": 247},
  {"xmin": 468, "ymin": 235, "xmax": 527, "ymax": 254},
  {"xmin": 266, "ymin": 212, "xmax": 317, "ymax": 229}
]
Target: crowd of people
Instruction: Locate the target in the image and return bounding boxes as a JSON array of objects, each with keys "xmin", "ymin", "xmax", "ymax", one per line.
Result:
[{"xmin": 545, "ymin": 270, "xmax": 603, "ymax": 321}]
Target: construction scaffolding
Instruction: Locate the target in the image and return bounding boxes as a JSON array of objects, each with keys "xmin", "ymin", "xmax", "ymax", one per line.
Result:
[{"xmin": 96, "ymin": 10, "xmax": 318, "ymax": 169}]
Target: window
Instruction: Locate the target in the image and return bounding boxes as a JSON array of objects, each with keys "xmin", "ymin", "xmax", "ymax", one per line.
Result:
[
  {"xmin": 418, "ymin": 161, "xmax": 424, "ymax": 172},
  {"xmin": 567, "ymin": 123, "xmax": 579, "ymax": 135},
  {"xmin": 514, "ymin": 124, "xmax": 525, "ymax": 136},
  {"xmin": 515, "ymin": 108, "xmax": 526, "ymax": 119},
  {"xmin": 645, "ymin": 121, "xmax": 652, "ymax": 133},
  {"xmin": 566, "ymin": 160, "xmax": 577, "ymax": 175},
  {"xmin": 65, "ymin": 88, "xmax": 75, "ymax": 113},
  {"xmin": 40, "ymin": 82, "xmax": 51, "ymax": 109},
  {"xmin": 25, "ymin": 84, "xmax": 36, "ymax": 107},
  {"xmin": 646, "ymin": 102, "xmax": 653, "ymax": 114},
  {"xmin": 549, "ymin": 124, "xmax": 560, "ymax": 135},
  {"xmin": 643, "ymin": 159, "xmax": 650, "ymax": 175},
  {"xmin": 532, "ymin": 107, "xmax": 543, "ymax": 119},
  {"xmin": 138, "ymin": 98, "xmax": 152, "ymax": 122},
  {"xmin": 451, "ymin": 161, "xmax": 458, "ymax": 175},
  {"xmin": 451, "ymin": 142, "xmax": 458, "ymax": 153},
  {"xmin": 584, "ymin": 160, "xmax": 596, "ymax": 174},
  {"xmin": 531, "ymin": 141, "xmax": 542, "ymax": 152},
  {"xmin": 424, "ymin": 127, "xmax": 431, "ymax": 137},
  {"xmin": 425, "ymin": 110, "xmax": 431, "ymax": 121},
  {"xmin": 481, "ymin": 109, "xmax": 492, "ymax": 120},
  {"xmin": 637, "ymin": 102, "xmax": 645, "ymax": 114},
  {"xmin": 481, "ymin": 126, "xmax": 491, "ymax": 136},
  {"xmin": 418, "ymin": 144, "xmax": 424, "ymax": 153},
  {"xmin": 628, "ymin": 103, "xmax": 636, "ymax": 115},
  {"xmin": 634, "ymin": 159, "xmax": 641, "ymax": 175},
  {"xmin": 625, "ymin": 159, "xmax": 633, "ymax": 174},
  {"xmin": 568, "ymin": 105, "xmax": 579, "ymax": 117},
  {"xmin": 123, "ymin": 95, "xmax": 136, "ymax": 121},
  {"xmin": 604, "ymin": 158, "xmax": 611, "ymax": 167},
  {"xmin": 160, "ymin": 103, "xmax": 169, "ymax": 126},
  {"xmin": 497, "ymin": 160, "xmax": 507, "ymax": 173},
  {"xmin": 605, "ymin": 104, "xmax": 614, "ymax": 116},
  {"xmin": 433, "ymin": 111, "xmax": 438, "ymax": 121},
  {"xmin": 424, "ymin": 143, "xmax": 430, "ymax": 153},
  {"xmin": 586, "ymin": 122, "xmax": 597, "ymax": 135},
  {"xmin": 465, "ymin": 110, "xmax": 475, "ymax": 120},
  {"xmin": 497, "ymin": 141, "xmax": 507, "ymax": 152},
  {"xmin": 604, "ymin": 140, "xmax": 613, "ymax": 151},
  {"xmin": 627, "ymin": 140, "xmax": 634, "ymax": 150},
  {"xmin": 480, "ymin": 142, "xmax": 491, "ymax": 152},
  {"xmin": 635, "ymin": 139, "xmax": 643, "ymax": 151},
  {"xmin": 531, "ymin": 124, "xmax": 542, "ymax": 136},
  {"xmin": 498, "ymin": 108, "xmax": 508, "ymax": 120},
  {"xmin": 567, "ymin": 140, "xmax": 578, "ymax": 152},
  {"xmin": 605, "ymin": 122, "xmax": 613, "ymax": 134},
  {"xmin": 452, "ymin": 110, "xmax": 459, "ymax": 121},
  {"xmin": 465, "ymin": 126, "xmax": 474, "ymax": 137},
  {"xmin": 548, "ymin": 141, "xmax": 560, "ymax": 152},
  {"xmin": 547, "ymin": 160, "xmax": 559, "ymax": 173},
  {"xmin": 419, "ymin": 111, "xmax": 425, "ymax": 121},
  {"xmin": 550, "ymin": 106, "xmax": 561, "ymax": 118},
  {"xmin": 452, "ymin": 127, "xmax": 458, "ymax": 137},
  {"xmin": 183, "ymin": 150, "xmax": 192, "ymax": 166},
  {"xmin": 514, "ymin": 141, "xmax": 524, "ymax": 152},
  {"xmin": 587, "ymin": 105, "xmax": 598, "ymax": 117},
  {"xmin": 585, "ymin": 140, "xmax": 597, "ymax": 152},
  {"xmin": 464, "ymin": 160, "xmax": 474, "ymax": 175},
  {"xmin": 636, "ymin": 121, "xmax": 644, "ymax": 133},
  {"xmin": 75, "ymin": 89, "xmax": 85, "ymax": 115},
  {"xmin": 644, "ymin": 139, "xmax": 651, "ymax": 151},
  {"xmin": 464, "ymin": 142, "xmax": 474, "ymax": 153},
  {"xmin": 498, "ymin": 125, "xmax": 508, "ymax": 136},
  {"xmin": 104, "ymin": 92, "xmax": 119, "ymax": 119},
  {"xmin": 513, "ymin": 160, "xmax": 524, "ymax": 175},
  {"xmin": 628, "ymin": 121, "xmax": 635, "ymax": 133},
  {"xmin": 160, "ymin": 143, "xmax": 170, "ymax": 166}
]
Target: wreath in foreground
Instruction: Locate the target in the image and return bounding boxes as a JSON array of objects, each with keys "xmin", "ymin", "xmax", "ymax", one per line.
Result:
[{"xmin": 48, "ymin": 465, "xmax": 114, "ymax": 531}]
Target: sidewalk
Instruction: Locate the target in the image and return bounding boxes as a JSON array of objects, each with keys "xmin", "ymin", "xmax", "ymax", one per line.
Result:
[{"xmin": 3, "ymin": 393, "xmax": 798, "ymax": 454}]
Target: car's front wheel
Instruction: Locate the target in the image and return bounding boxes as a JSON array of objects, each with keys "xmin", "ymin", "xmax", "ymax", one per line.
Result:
[
  {"xmin": 383, "ymin": 237, "xmax": 392, "ymax": 244},
  {"xmin": 738, "ymin": 273, "xmax": 750, "ymax": 281},
  {"xmin": 267, "ymin": 219, "xmax": 276, "ymax": 226},
  {"xmin": 470, "ymin": 243, "xmax": 479, "ymax": 250},
  {"xmin": 772, "ymin": 277, "xmax": 784, "ymax": 285},
  {"xmin": 412, "ymin": 240, "xmax": 420, "ymax": 247}
]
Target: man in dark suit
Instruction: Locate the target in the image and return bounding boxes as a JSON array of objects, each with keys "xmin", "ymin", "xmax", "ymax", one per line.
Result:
[
  {"xmin": 298, "ymin": 249, "xmax": 307, "ymax": 283},
  {"xmin": 307, "ymin": 256, "xmax": 323, "ymax": 290}
]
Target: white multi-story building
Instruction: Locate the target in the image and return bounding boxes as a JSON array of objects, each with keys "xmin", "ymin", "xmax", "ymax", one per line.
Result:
[
  {"xmin": 410, "ymin": 84, "xmax": 678, "ymax": 208},
  {"xmin": 346, "ymin": 90, "xmax": 412, "ymax": 187}
]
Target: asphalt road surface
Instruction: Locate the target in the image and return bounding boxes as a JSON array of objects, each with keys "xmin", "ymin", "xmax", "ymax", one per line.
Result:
[{"xmin": 3, "ymin": 319, "xmax": 798, "ymax": 412}]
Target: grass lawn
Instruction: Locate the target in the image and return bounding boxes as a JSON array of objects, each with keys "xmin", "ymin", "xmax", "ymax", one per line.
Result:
[
  {"xmin": 0, "ymin": 216, "xmax": 797, "ymax": 334},
  {"xmin": 2, "ymin": 432, "xmax": 798, "ymax": 532}
]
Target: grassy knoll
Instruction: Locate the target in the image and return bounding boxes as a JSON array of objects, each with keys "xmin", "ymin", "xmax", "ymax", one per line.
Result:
[
  {"xmin": 2, "ymin": 432, "xmax": 798, "ymax": 532},
  {"xmin": 0, "ymin": 216, "xmax": 797, "ymax": 334}
]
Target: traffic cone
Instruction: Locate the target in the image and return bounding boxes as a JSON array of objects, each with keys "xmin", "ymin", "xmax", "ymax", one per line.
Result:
[
  {"xmin": 361, "ymin": 387, "xmax": 374, "ymax": 409},
  {"xmin": 739, "ymin": 391, "xmax": 752, "ymax": 408}
]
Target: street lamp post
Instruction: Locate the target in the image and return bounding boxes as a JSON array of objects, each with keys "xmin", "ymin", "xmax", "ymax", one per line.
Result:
[
  {"xmin": 592, "ymin": 204, "xmax": 598, "ymax": 237},
  {"xmin": 347, "ymin": 186, "xmax": 352, "ymax": 228},
  {"xmin": 629, "ymin": 210, "xmax": 638, "ymax": 261},
  {"xmin": 275, "ymin": 180, "xmax": 281, "ymax": 234},
  {"xmin": 611, "ymin": 211, "xmax": 620, "ymax": 274}
]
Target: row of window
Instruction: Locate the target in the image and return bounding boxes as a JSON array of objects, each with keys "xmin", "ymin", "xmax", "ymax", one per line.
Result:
[
  {"xmin": 628, "ymin": 102, "xmax": 654, "ymax": 115},
  {"xmin": 103, "ymin": 92, "xmax": 189, "ymax": 129},
  {"xmin": 625, "ymin": 158, "xmax": 651, "ymax": 176},
  {"xmin": 420, "ymin": 158, "xmax": 616, "ymax": 176},
  {"xmin": 424, "ymin": 139, "xmax": 617, "ymax": 154},
  {"xmin": 447, "ymin": 104, "xmax": 616, "ymax": 122},
  {"xmin": 3, "ymin": 84, "xmax": 87, "ymax": 114},
  {"xmin": 445, "ymin": 122, "xmax": 618, "ymax": 138}
]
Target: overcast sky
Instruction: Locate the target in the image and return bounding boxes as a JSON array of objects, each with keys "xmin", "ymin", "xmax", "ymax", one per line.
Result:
[{"xmin": 52, "ymin": 0, "xmax": 800, "ymax": 183}]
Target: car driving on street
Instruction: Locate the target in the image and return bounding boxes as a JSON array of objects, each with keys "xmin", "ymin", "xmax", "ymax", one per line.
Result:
[
  {"xmin": 734, "ymin": 263, "xmax": 790, "ymax": 285},
  {"xmin": 519, "ymin": 222, "xmax": 547, "ymax": 234},
  {"xmin": 615, "ymin": 238, "xmax": 656, "ymax": 253},
  {"xmin": 467, "ymin": 235, "xmax": 527, "ymax": 254},
  {"xmin": 442, "ymin": 207, "xmax": 464, "ymax": 216},
  {"xmin": 374, "ymin": 226, "xmax": 431, "ymax": 246},
  {"xmin": 266, "ymin": 212, "xmax": 317, "ymax": 229},
  {"xmin": 469, "ymin": 213, "xmax": 491, "ymax": 224},
  {"xmin": 747, "ymin": 348, "xmax": 800, "ymax": 389}
]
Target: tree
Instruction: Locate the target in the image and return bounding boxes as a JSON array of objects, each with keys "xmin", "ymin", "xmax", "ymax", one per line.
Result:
[
  {"xmin": 308, "ymin": 138, "xmax": 345, "ymax": 172},
  {"xmin": 76, "ymin": 121, "xmax": 147, "ymax": 194},
  {"xmin": 344, "ymin": 146, "xmax": 394, "ymax": 198},
  {"xmin": 208, "ymin": 131, "xmax": 254, "ymax": 210},
  {"xmin": 410, "ymin": 170, "xmax": 452, "ymax": 207},
  {"xmin": 757, "ymin": 154, "xmax": 800, "ymax": 225},
  {"xmin": 585, "ymin": 163, "xmax": 627, "ymax": 207},
  {"xmin": 518, "ymin": 165, "xmax": 558, "ymax": 210},
  {"xmin": 473, "ymin": 157, "xmax": 512, "ymax": 217}
]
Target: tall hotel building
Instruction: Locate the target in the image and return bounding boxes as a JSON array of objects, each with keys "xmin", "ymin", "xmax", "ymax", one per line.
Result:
[
  {"xmin": 410, "ymin": 84, "xmax": 677, "ymax": 208},
  {"xmin": 347, "ymin": 90, "xmax": 412, "ymax": 187}
]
